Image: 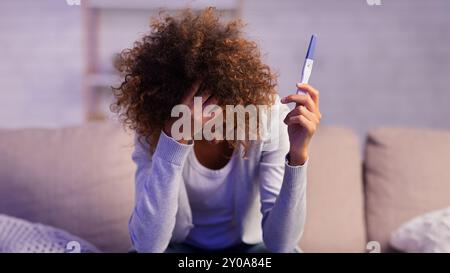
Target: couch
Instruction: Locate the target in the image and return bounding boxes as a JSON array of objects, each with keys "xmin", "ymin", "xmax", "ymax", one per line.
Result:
[{"xmin": 1, "ymin": 122, "xmax": 449, "ymax": 252}]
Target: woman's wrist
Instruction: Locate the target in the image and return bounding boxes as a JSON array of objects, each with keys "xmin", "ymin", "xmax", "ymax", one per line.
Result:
[
  {"xmin": 163, "ymin": 124, "xmax": 190, "ymax": 145},
  {"xmin": 288, "ymin": 149, "xmax": 308, "ymax": 166}
]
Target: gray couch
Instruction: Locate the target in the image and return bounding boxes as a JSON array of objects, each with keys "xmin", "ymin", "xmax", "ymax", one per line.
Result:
[{"xmin": 1, "ymin": 123, "xmax": 449, "ymax": 252}]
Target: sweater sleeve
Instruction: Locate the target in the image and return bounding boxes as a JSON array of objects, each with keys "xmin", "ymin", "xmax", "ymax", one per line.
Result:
[
  {"xmin": 128, "ymin": 131, "xmax": 193, "ymax": 253},
  {"xmin": 258, "ymin": 102, "xmax": 308, "ymax": 253}
]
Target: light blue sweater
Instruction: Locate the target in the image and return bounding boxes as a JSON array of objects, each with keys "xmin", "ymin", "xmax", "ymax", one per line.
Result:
[{"xmin": 128, "ymin": 103, "xmax": 308, "ymax": 253}]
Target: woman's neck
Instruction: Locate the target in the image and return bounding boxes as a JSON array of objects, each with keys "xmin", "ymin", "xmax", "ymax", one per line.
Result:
[{"xmin": 193, "ymin": 140, "xmax": 234, "ymax": 170}]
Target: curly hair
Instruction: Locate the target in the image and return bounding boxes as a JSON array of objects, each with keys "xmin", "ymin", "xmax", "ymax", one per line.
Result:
[{"xmin": 112, "ymin": 7, "xmax": 277, "ymax": 154}]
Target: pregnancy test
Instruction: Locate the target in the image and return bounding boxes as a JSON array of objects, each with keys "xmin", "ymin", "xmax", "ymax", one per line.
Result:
[{"xmin": 297, "ymin": 34, "xmax": 317, "ymax": 94}]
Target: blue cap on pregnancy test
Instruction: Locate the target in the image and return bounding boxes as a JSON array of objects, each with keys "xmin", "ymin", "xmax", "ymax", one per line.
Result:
[{"xmin": 305, "ymin": 34, "xmax": 317, "ymax": 60}]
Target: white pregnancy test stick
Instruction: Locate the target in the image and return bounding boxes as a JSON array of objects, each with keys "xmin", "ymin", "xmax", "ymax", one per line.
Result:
[{"xmin": 297, "ymin": 35, "xmax": 317, "ymax": 94}]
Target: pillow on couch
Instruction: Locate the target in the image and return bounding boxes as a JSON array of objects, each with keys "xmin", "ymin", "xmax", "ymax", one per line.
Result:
[
  {"xmin": 390, "ymin": 206, "xmax": 450, "ymax": 253},
  {"xmin": 365, "ymin": 127, "xmax": 450, "ymax": 251},
  {"xmin": 0, "ymin": 122, "xmax": 135, "ymax": 252},
  {"xmin": 0, "ymin": 214, "xmax": 99, "ymax": 253}
]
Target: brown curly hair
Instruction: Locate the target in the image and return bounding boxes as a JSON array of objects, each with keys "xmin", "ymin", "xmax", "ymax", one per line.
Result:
[{"xmin": 112, "ymin": 7, "xmax": 277, "ymax": 153}]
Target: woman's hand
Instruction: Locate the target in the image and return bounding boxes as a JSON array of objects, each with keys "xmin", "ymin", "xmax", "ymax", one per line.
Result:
[
  {"xmin": 163, "ymin": 80, "xmax": 218, "ymax": 144},
  {"xmin": 281, "ymin": 83, "xmax": 321, "ymax": 166}
]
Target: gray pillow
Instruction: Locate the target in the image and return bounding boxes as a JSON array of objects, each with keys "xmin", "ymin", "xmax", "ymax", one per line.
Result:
[
  {"xmin": 0, "ymin": 123, "xmax": 135, "ymax": 252},
  {"xmin": 0, "ymin": 214, "xmax": 99, "ymax": 253},
  {"xmin": 390, "ymin": 207, "xmax": 450, "ymax": 253}
]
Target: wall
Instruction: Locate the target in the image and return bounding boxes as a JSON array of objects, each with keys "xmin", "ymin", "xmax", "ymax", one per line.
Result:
[
  {"xmin": 0, "ymin": 0, "xmax": 449, "ymax": 140},
  {"xmin": 0, "ymin": 0, "xmax": 82, "ymax": 128},
  {"xmin": 242, "ymin": 0, "xmax": 450, "ymax": 138}
]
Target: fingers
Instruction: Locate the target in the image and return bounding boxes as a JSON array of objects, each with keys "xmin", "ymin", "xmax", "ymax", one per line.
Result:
[
  {"xmin": 203, "ymin": 95, "xmax": 218, "ymax": 108},
  {"xmin": 287, "ymin": 115, "xmax": 317, "ymax": 134},
  {"xmin": 281, "ymin": 84, "xmax": 321, "ymax": 122},
  {"xmin": 283, "ymin": 105, "xmax": 320, "ymax": 124},
  {"xmin": 298, "ymin": 105, "xmax": 319, "ymax": 124},
  {"xmin": 201, "ymin": 91, "xmax": 215, "ymax": 107},
  {"xmin": 296, "ymin": 83, "xmax": 319, "ymax": 108},
  {"xmin": 281, "ymin": 93, "xmax": 316, "ymax": 113},
  {"xmin": 182, "ymin": 80, "xmax": 203, "ymax": 106},
  {"xmin": 181, "ymin": 80, "xmax": 218, "ymax": 110},
  {"xmin": 202, "ymin": 95, "xmax": 220, "ymax": 121}
]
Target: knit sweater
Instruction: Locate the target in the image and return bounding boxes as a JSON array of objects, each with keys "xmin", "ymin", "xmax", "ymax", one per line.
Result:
[{"xmin": 128, "ymin": 102, "xmax": 308, "ymax": 253}]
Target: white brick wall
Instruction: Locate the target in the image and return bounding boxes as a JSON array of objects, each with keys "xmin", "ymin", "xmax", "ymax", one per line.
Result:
[{"xmin": 1, "ymin": 0, "xmax": 450, "ymax": 139}]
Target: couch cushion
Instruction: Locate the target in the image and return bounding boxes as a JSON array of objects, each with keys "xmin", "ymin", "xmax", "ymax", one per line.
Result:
[
  {"xmin": 300, "ymin": 127, "xmax": 366, "ymax": 252},
  {"xmin": 0, "ymin": 122, "xmax": 135, "ymax": 252},
  {"xmin": 0, "ymin": 124, "xmax": 366, "ymax": 252},
  {"xmin": 365, "ymin": 127, "xmax": 450, "ymax": 252}
]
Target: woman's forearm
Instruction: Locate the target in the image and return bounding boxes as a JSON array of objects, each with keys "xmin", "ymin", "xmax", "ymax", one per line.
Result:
[
  {"xmin": 261, "ymin": 162, "xmax": 308, "ymax": 253},
  {"xmin": 129, "ymin": 132, "xmax": 192, "ymax": 252}
]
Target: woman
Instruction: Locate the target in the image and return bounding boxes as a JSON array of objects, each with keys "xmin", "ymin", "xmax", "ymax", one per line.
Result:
[{"xmin": 112, "ymin": 8, "xmax": 321, "ymax": 253}]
